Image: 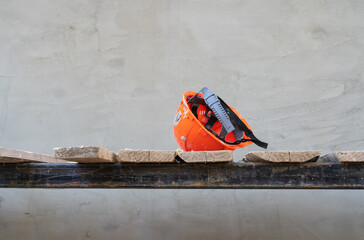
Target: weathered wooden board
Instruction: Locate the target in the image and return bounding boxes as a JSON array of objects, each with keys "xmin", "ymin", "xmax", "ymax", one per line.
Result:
[
  {"xmin": 246, "ymin": 151, "xmax": 289, "ymax": 162},
  {"xmin": 0, "ymin": 162, "xmax": 363, "ymax": 189},
  {"xmin": 290, "ymin": 151, "xmax": 321, "ymax": 162},
  {"xmin": 177, "ymin": 150, "xmax": 233, "ymax": 163},
  {"xmin": 245, "ymin": 151, "xmax": 321, "ymax": 163},
  {"xmin": 54, "ymin": 146, "xmax": 115, "ymax": 163},
  {"xmin": 337, "ymin": 151, "xmax": 364, "ymax": 162},
  {"xmin": 0, "ymin": 147, "xmax": 69, "ymax": 163},
  {"xmin": 117, "ymin": 149, "xmax": 176, "ymax": 163}
]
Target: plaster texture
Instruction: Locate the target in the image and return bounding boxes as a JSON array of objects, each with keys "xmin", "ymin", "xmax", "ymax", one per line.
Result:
[
  {"xmin": 1, "ymin": 189, "xmax": 364, "ymax": 240},
  {"xmin": 0, "ymin": 0, "xmax": 363, "ymax": 239}
]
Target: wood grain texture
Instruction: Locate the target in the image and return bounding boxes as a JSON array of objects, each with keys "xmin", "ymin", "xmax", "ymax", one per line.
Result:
[
  {"xmin": 177, "ymin": 150, "xmax": 233, "ymax": 163},
  {"xmin": 336, "ymin": 151, "xmax": 364, "ymax": 162},
  {"xmin": 54, "ymin": 146, "xmax": 116, "ymax": 163},
  {"xmin": 245, "ymin": 151, "xmax": 289, "ymax": 162},
  {"xmin": 0, "ymin": 147, "xmax": 69, "ymax": 163},
  {"xmin": 117, "ymin": 149, "xmax": 176, "ymax": 163},
  {"xmin": 245, "ymin": 151, "xmax": 321, "ymax": 163},
  {"xmin": 289, "ymin": 151, "xmax": 322, "ymax": 162},
  {"xmin": 1, "ymin": 162, "xmax": 363, "ymax": 189}
]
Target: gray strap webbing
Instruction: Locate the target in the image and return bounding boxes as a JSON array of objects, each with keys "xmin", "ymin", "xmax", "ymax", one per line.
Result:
[{"xmin": 199, "ymin": 87, "xmax": 235, "ymax": 133}]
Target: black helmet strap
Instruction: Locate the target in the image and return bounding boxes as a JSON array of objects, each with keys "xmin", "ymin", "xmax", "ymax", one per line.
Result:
[{"xmin": 188, "ymin": 88, "xmax": 268, "ymax": 149}]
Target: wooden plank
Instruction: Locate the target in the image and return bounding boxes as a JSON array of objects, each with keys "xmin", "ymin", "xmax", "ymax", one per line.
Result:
[
  {"xmin": 245, "ymin": 151, "xmax": 289, "ymax": 162},
  {"xmin": 0, "ymin": 162, "xmax": 363, "ymax": 189},
  {"xmin": 54, "ymin": 146, "xmax": 115, "ymax": 163},
  {"xmin": 177, "ymin": 150, "xmax": 233, "ymax": 163},
  {"xmin": 290, "ymin": 151, "xmax": 321, "ymax": 162},
  {"xmin": 117, "ymin": 149, "xmax": 176, "ymax": 163},
  {"xmin": 245, "ymin": 151, "xmax": 321, "ymax": 163},
  {"xmin": 336, "ymin": 151, "xmax": 364, "ymax": 162},
  {"xmin": 0, "ymin": 147, "xmax": 69, "ymax": 163}
]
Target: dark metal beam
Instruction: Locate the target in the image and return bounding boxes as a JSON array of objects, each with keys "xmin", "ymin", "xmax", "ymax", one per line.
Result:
[{"xmin": 0, "ymin": 162, "xmax": 363, "ymax": 189}]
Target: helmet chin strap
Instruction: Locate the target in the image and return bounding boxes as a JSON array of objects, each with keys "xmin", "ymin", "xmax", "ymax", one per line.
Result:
[
  {"xmin": 188, "ymin": 87, "xmax": 268, "ymax": 149},
  {"xmin": 217, "ymin": 96, "xmax": 268, "ymax": 149}
]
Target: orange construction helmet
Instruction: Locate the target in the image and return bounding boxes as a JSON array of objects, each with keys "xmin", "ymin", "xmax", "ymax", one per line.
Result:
[{"xmin": 173, "ymin": 87, "xmax": 268, "ymax": 151}]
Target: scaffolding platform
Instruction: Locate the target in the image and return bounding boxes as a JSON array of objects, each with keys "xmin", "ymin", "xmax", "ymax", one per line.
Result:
[{"xmin": 0, "ymin": 162, "xmax": 363, "ymax": 189}]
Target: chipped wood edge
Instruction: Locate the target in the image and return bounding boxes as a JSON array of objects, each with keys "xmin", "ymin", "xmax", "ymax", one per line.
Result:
[{"xmin": 289, "ymin": 151, "xmax": 322, "ymax": 162}]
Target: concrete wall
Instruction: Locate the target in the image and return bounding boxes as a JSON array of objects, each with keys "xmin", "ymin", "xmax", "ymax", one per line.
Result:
[{"xmin": 0, "ymin": 0, "xmax": 363, "ymax": 239}]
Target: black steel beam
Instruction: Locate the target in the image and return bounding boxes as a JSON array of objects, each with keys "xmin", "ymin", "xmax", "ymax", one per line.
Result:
[{"xmin": 0, "ymin": 162, "xmax": 363, "ymax": 189}]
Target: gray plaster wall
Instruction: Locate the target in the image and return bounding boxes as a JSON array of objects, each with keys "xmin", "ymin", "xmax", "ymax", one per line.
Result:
[{"xmin": 0, "ymin": 0, "xmax": 363, "ymax": 239}]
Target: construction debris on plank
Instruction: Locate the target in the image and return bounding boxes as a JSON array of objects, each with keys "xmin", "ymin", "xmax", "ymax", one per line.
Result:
[
  {"xmin": 316, "ymin": 153, "xmax": 340, "ymax": 163},
  {"xmin": 54, "ymin": 146, "xmax": 116, "ymax": 163},
  {"xmin": 1, "ymin": 147, "xmax": 363, "ymax": 164}
]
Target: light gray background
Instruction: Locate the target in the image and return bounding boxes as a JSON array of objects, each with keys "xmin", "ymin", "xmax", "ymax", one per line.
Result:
[{"xmin": 0, "ymin": 0, "xmax": 363, "ymax": 239}]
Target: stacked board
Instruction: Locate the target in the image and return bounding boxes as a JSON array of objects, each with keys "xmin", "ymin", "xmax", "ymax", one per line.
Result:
[{"xmin": 0, "ymin": 147, "xmax": 362, "ymax": 163}]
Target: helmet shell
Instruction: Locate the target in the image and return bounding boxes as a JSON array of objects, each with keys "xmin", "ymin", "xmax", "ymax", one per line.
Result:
[{"xmin": 173, "ymin": 91, "xmax": 254, "ymax": 151}]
